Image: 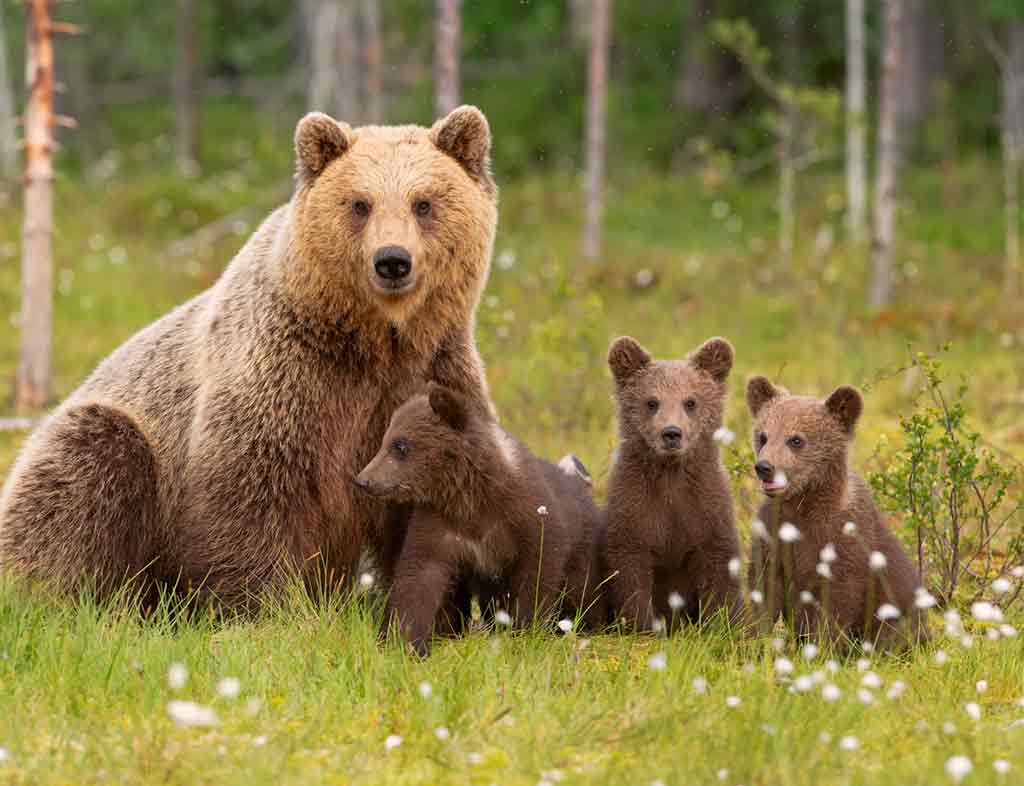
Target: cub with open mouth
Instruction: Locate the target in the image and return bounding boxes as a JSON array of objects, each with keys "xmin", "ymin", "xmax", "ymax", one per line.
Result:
[{"xmin": 356, "ymin": 383, "xmax": 608, "ymax": 655}]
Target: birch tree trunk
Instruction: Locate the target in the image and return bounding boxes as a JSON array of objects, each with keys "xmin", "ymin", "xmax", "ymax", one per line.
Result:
[
  {"xmin": 870, "ymin": 0, "xmax": 904, "ymax": 310},
  {"xmin": 307, "ymin": 0, "xmax": 340, "ymax": 112},
  {"xmin": 435, "ymin": 0, "xmax": 460, "ymax": 117},
  {"xmin": 777, "ymin": 5, "xmax": 799, "ymax": 269},
  {"xmin": 175, "ymin": 0, "xmax": 200, "ymax": 176},
  {"xmin": 1002, "ymin": 22, "xmax": 1024, "ymax": 297},
  {"xmin": 568, "ymin": 0, "xmax": 589, "ymax": 46},
  {"xmin": 0, "ymin": 0, "xmax": 17, "ymax": 178},
  {"xmin": 359, "ymin": 0, "xmax": 382, "ymax": 124},
  {"xmin": 582, "ymin": 0, "xmax": 611, "ymax": 263},
  {"xmin": 334, "ymin": 1, "xmax": 358, "ymax": 120},
  {"xmin": 19, "ymin": 0, "xmax": 56, "ymax": 410},
  {"xmin": 674, "ymin": 0, "xmax": 717, "ymax": 112},
  {"xmin": 845, "ymin": 0, "xmax": 867, "ymax": 245}
]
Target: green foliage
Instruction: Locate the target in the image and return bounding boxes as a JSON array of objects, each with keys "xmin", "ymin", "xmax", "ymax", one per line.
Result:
[{"xmin": 868, "ymin": 350, "xmax": 1023, "ymax": 606}]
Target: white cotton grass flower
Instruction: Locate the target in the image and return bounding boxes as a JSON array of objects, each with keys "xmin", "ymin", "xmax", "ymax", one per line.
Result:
[
  {"xmin": 359, "ymin": 572, "xmax": 375, "ymax": 589},
  {"xmin": 857, "ymin": 688, "xmax": 875, "ymax": 705},
  {"xmin": 839, "ymin": 736, "xmax": 859, "ymax": 751},
  {"xmin": 167, "ymin": 700, "xmax": 219, "ymax": 728},
  {"xmin": 167, "ymin": 662, "xmax": 188, "ymax": 690},
  {"xmin": 667, "ymin": 592, "xmax": 685, "ymax": 611},
  {"xmin": 494, "ymin": 609, "xmax": 513, "ymax": 627},
  {"xmin": 384, "ymin": 734, "xmax": 403, "ymax": 752},
  {"xmin": 965, "ymin": 702, "xmax": 982, "ymax": 721},
  {"xmin": 802, "ymin": 643, "xmax": 819, "ymax": 660},
  {"xmin": 778, "ymin": 523, "xmax": 801, "ymax": 543},
  {"xmin": 820, "ymin": 543, "xmax": 837, "ymax": 564},
  {"xmin": 728, "ymin": 557, "xmax": 741, "ymax": 579},
  {"xmin": 934, "ymin": 650, "xmax": 949, "ymax": 665},
  {"xmin": 692, "ymin": 676, "xmax": 708, "ymax": 695},
  {"xmin": 647, "ymin": 652, "xmax": 667, "ymax": 671},
  {"xmin": 994, "ymin": 759, "xmax": 1011, "ymax": 775},
  {"xmin": 434, "ymin": 727, "xmax": 450, "ymax": 741},
  {"xmin": 915, "ymin": 587, "xmax": 938, "ymax": 609},
  {"xmin": 945, "ymin": 755, "xmax": 973, "ymax": 784},
  {"xmin": 794, "ymin": 675, "xmax": 814, "ymax": 693},
  {"xmin": 826, "ymin": 659, "xmax": 840, "ymax": 673},
  {"xmin": 876, "ymin": 603, "xmax": 901, "ymax": 621},
  {"xmin": 861, "ymin": 672, "xmax": 882, "ymax": 689},
  {"xmin": 772, "ymin": 637, "xmax": 786, "ymax": 652},
  {"xmin": 945, "ymin": 609, "xmax": 963, "ymax": 636},
  {"xmin": 976, "ymin": 680, "xmax": 988, "ymax": 694},
  {"xmin": 886, "ymin": 680, "xmax": 906, "ymax": 700},
  {"xmin": 822, "ymin": 683, "xmax": 841, "ymax": 702},
  {"xmin": 467, "ymin": 752, "xmax": 484, "ymax": 765},
  {"xmin": 253, "ymin": 735, "xmax": 267, "ymax": 746},
  {"xmin": 751, "ymin": 519, "xmax": 770, "ymax": 541},
  {"xmin": 818, "ymin": 731, "xmax": 833, "ymax": 744},
  {"xmin": 971, "ymin": 601, "xmax": 1004, "ymax": 622},
  {"xmin": 843, "ymin": 521, "xmax": 857, "ymax": 536},
  {"xmin": 557, "ymin": 618, "xmax": 574, "ymax": 633},
  {"xmin": 246, "ymin": 698, "xmax": 262, "ymax": 716},
  {"xmin": 869, "ymin": 551, "xmax": 888, "ymax": 571},
  {"xmin": 861, "ymin": 641, "xmax": 875, "ymax": 654},
  {"xmin": 774, "ymin": 657, "xmax": 794, "ymax": 676},
  {"xmin": 961, "ymin": 635, "xmax": 975, "ymax": 649},
  {"xmin": 1013, "ymin": 566, "xmax": 1024, "ymax": 578},
  {"xmin": 216, "ymin": 677, "xmax": 241, "ymax": 699},
  {"xmin": 537, "ymin": 505, "xmax": 548, "ymax": 516},
  {"xmin": 717, "ymin": 768, "xmax": 729, "ymax": 781},
  {"xmin": 651, "ymin": 617, "xmax": 667, "ymax": 634},
  {"xmin": 992, "ymin": 577, "xmax": 1012, "ymax": 595},
  {"xmin": 725, "ymin": 696, "xmax": 742, "ymax": 708},
  {"xmin": 800, "ymin": 590, "xmax": 815, "ymax": 605},
  {"xmin": 856, "ymin": 658, "xmax": 870, "ymax": 672},
  {"xmin": 418, "ymin": 681, "xmax": 433, "ymax": 699},
  {"xmin": 0, "ymin": 748, "xmax": 9, "ymax": 763},
  {"xmin": 987, "ymin": 628, "xmax": 1002, "ymax": 641},
  {"xmin": 750, "ymin": 590, "xmax": 764, "ymax": 605},
  {"xmin": 816, "ymin": 562, "xmax": 833, "ymax": 580},
  {"xmin": 713, "ymin": 426, "xmax": 735, "ymax": 445},
  {"xmin": 1000, "ymin": 624, "xmax": 1018, "ymax": 638}
]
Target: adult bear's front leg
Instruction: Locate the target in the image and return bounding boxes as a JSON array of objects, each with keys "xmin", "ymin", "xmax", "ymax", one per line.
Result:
[{"xmin": 0, "ymin": 403, "xmax": 161, "ymax": 600}]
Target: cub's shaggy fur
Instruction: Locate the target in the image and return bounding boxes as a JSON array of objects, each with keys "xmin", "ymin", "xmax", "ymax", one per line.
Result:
[
  {"xmin": 0, "ymin": 107, "xmax": 499, "ymax": 606},
  {"xmin": 356, "ymin": 384, "xmax": 607, "ymax": 655},
  {"xmin": 746, "ymin": 377, "xmax": 927, "ymax": 647},
  {"xmin": 605, "ymin": 337, "xmax": 743, "ymax": 631}
]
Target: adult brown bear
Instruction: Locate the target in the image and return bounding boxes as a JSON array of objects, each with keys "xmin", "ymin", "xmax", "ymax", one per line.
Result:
[{"xmin": 0, "ymin": 106, "xmax": 498, "ymax": 607}]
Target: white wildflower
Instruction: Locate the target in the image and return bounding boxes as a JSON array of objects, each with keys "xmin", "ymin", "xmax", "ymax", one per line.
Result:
[
  {"xmin": 843, "ymin": 521, "xmax": 857, "ymax": 536},
  {"xmin": 728, "ymin": 557, "xmax": 741, "ymax": 579},
  {"xmin": 751, "ymin": 519, "xmax": 770, "ymax": 541},
  {"xmin": 965, "ymin": 702, "xmax": 981, "ymax": 721},
  {"xmin": 857, "ymin": 688, "xmax": 875, "ymax": 705},
  {"xmin": 1000, "ymin": 624, "xmax": 1018, "ymax": 638},
  {"xmin": 826, "ymin": 659, "xmax": 840, "ymax": 673},
  {"xmin": 794, "ymin": 675, "xmax": 814, "ymax": 692},
  {"xmin": 537, "ymin": 505, "xmax": 548, "ymax": 516},
  {"xmin": 934, "ymin": 650, "xmax": 948, "ymax": 666},
  {"xmin": 915, "ymin": 587, "xmax": 938, "ymax": 609},
  {"xmin": 976, "ymin": 680, "xmax": 988, "ymax": 694},
  {"xmin": 961, "ymin": 635, "xmax": 975, "ymax": 649},
  {"xmin": 167, "ymin": 662, "xmax": 188, "ymax": 690},
  {"xmin": 774, "ymin": 657, "xmax": 794, "ymax": 676},
  {"xmin": 886, "ymin": 680, "xmax": 906, "ymax": 700},
  {"xmin": 557, "ymin": 619, "xmax": 574, "ymax": 633},
  {"xmin": 359, "ymin": 572, "xmax": 375, "ymax": 589},
  {"xmin": 869, "ymin": 551, "xmax": 887, "ymax": 571},
  {"xmin": 717, "ymin": 768, "xmax": 729, "ymax": 781},
  {"xmin": 945, "ymin": 609, "xmax": 963, "ymax": 635},
  {"xmin": 943, "ymin": 722, "xmax": 957, "ymax": 735},
  {"xmin": 494, "ymin": 609, "xmax": 512, "ymax": 626},
  {"xmin": 384, "ymin": 734, "xmax": 403, "ymax": 752},
  {"xmin": 467, "ymin": 752, "xmax": 484, "ymax": 765},
  {"xmin": 876, "ymin": 603, "xmax": 901, "ymax": 621},
  {"xmin": 648, "ymin": 652, "xmax": 667, "ymax": 671},
  {"xmin": 773, "ymin": 637, "xmax": 786, "ymax": 652},
  {"xmin": 216, "ymin": 677, "xmax": 241, "ymax": 699},
  {"xmin": 839, "ymin": 736, "xmax": 859, "ymax": 751},
  {"xmin": 667, "ymin": 592, "xmax": 685, "ymax": 611},
  {"xmin": 778, "ymin": 522, "xmax": 801, "ymax": 543},
  {"xmin": 167, "ymin": 700, "xmax": 219, "ymax": 728},
  {"xmin": 945, "ymin": 756, "xmax": 973, "ymax": 784},
  {"xmin": 862, "ymin": 641, "xmax": 875, "ymax": 654},
  {"xmin": 994, "ymin": 760, "xmax": 1011, "ymax": 775},
  {"xmin": 419, "ymin": 681, "xmax": 433, "ymax": 699},
  {"xmin": 1013, "ymin": 566, "xmax": 1024, "ymax": 578},
  {"xmin": 820, "ymin": 543, "xmax": 837, "ymax": 564},
  {"xmin": 651, "ymin": 617, "xmax": 666, "ymax": 634},
  {"xmin": 725, "ymin": 696, "xmax": 742, "ymax": 708},
  {"xmin": 800, "ymin": 590, "xmax": 815, "ymax": 605},
  {"xmin": 822, "ymin": 683, "xmax": 841, "ymax": 702},
  {"xmin": 971, "ymin": 601, "xmax": 1004, "ymax": 622},
  {"xmin": 856, "ymin": 658, "xmax": 870, "ymax": 672},
  {"xmin": 992, "ymin": 577, "xmax": 1012, "ymax": 595},
  {"xmin": 713, "ymin": 426, "xmax": 735, "ymax": 445},
  {"xmin": 817, "ymin": 562, "xmax": 833, "ymax": 580},
  {"xmin": 434, "ymin": 727, "xmax": 450, "ymax": 741},
  {"xmin": 692, "ymin": 676, "xmax": 708, "ymax": 695},
  {"xmin": 750, "ymin": 590, "xmax": 764, "ymax": 605},
  {"xmin": 818, "ymin": 731, "xmax": 833, "ymax": 744},
  {"xmin": 802, "ymin": 643, "xmax": 819, "ymax": 660},
  {"xmin": 861, "ymin": 672, "xmax": 882, "ymax": 689},
  {"xmin": 0, "ymin": 748, "xmax": 8, "ymax": 763}
]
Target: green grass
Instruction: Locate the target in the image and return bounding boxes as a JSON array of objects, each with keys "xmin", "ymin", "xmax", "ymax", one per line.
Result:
[{"xmin": 1, "ymin": 98, "xmax": 1023, "ymax": 784}]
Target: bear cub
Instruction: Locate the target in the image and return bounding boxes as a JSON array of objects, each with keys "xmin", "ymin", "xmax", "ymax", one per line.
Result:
[
  {"xmin": 356, "ymin": 383, "xmax": 608, "ymax": 654},
  {"xmin": 746, "ymin": 376, "xmax": 927, "ymax": 647},
  {"xmin": 605, "ymin": 336, "xmax": 743, "ymax": 631}
]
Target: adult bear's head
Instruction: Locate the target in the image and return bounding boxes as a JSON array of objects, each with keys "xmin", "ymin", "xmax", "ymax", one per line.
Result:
[{"xmin": 289, "ymin": 106, "xmax": 498, "ymax": 328}]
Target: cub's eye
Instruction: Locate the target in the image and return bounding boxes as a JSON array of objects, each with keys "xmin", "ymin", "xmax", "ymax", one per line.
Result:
[
  {"xmin": 646, "ymin": 399, "xmax": 659, "ymax": 414},
  {"xmin": 757, "ymin": 432, "xmax": 768, "ymax": 448},
  {"xmin": 684, "ymin": 398, "xmax": 697, "ymax": 413},
  {"xmin": 786, "ymin": 435, "xmax": 804, "ymax": 450},
  {"xmin": 353, "ymin": 200, "xmax": 371, "ymax": 218},
  {"xmin": 391, "ymin": 439, "xmax": 409, "ymax": 459},
  {"xmin": 414, "ymin": 200, "xmax": 432, "ymax": 217}
]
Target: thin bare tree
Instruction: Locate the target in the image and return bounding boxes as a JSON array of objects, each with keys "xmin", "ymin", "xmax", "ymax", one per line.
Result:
[
  {"xmin": 435, "ymin": 0, "xmax": 460, "ymax": 117},
  {"xmin": 359, "ymin": 0, "xmax": 382, "ymax": 124},
  {"xmin": 870, "ymin": 0, "xmax": 905, "ymax": 310},
  {"xmin": 306, "ymin": 0, "xmax": 357, "ymax": 120},
  {"xmin": 175, "ymin": 0, "xmax": 200, "ymax": 176},
  {"xmin": 846, "ymin": 0, "xmax": 867, "ymax": 245},
  {"xmin": 19, "ymin": 0, "xmax": 57, "ymax": 410},
  {"xmin": 0, "ymin": 0, "xmax": 17, "ymax": 178},
  {"xmin": 583, "ymin": 0, "xmax": 611, "ymax": 263},
  {"xmin": 568, "ymin": 0, "xmax": 589, "ymax": 46},
  {"xmin": 674, "ymin": 0, "xmax": 717, "ymax": 112}
]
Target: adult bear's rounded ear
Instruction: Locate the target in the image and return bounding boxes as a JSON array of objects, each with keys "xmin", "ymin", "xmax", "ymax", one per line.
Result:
[
  {"xmin": 608, "ymin": 337, "xmax": 652, "ymax": 385},
  {"xmin": 691, "ymin": 337, "xmax": 734, "ymax": 383},
  {"xmin": 428, "ymin": 383, "xmax": 469, "ymax": 431},
  {"xmin": 430, "ymin": 105, "xmax": 494, "ymax": 192},
  {"xmin": 746, "ymin": 376, "xmax": 781, "ymax": 417},
  {"xmin": 295, "ymin": 112, "xmax": 352, "ymax": 180},
  {"xmin": 824, "ymin": 386, "xmax": 863, "ymax": 435}
]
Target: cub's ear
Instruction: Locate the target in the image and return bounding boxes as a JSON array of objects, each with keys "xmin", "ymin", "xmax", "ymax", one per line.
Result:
[
  {"xmin": 746, "ymin": 376, "xmax": 781, "ymax": 417},
  {"xmin": 430, "ymin": 105, "xmax": 494, "ymax": 190},
  {"xmin": 428, "ymin": 383, "xmax": 469, "ymax": 431},
  {"xmin": 295, "ymin": 112, "xmax": 352, "ymax": 179},
  {"xmin": 691, "ymin": 337, "xmax": 734, "ymax": 383},
  {"xmin": 608, "ymin": 336, "xmax": 652, "ymax": 384},
  {"xmin": 824, "ymin": 385, "xmax": 863, "ymax": 435}
]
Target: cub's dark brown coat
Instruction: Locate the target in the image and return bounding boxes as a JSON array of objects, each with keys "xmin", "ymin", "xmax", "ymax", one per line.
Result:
[
  {"xmin": 605, "ymin": 337, "xmax": 742, "ymax": 630},
  {"xmin": 0, "ymin": 107, "xmax": 498, "ymax": 606},
  {"xmin": 356, "ymin": 384, "xmax": 607, "ymax": 654},
  {"xmin": 746, "ymin": 377, "xmax": 927, "ymax": 647}
]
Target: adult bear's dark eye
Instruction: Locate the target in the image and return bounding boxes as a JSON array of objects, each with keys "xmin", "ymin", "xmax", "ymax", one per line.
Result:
[
  {"xmin": 414, "ymin": 200, "xmax": 432, "ymax": 217},
  {"xmin": 786, "ymin": 435, "xmax": 804, "ymax": 450},
  {"xmin": 684, "ymin": 398, "xmax": 697, "ymax": 413},
  {"xmin": 353, "ymin": 200, "xmax": 371, "ymax": 218},
  {"xmin": 391, "ymin": 439, "xmax": 409, "ymax": 459},
  {"xmin": 646, "ymin": 399, "xmax": 659, "ymax": 414}
]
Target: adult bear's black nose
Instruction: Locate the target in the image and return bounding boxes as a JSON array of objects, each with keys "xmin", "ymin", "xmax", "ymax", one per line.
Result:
[
  {"xmin": 373, "ymin": 246, "xmax": 412, "ymax": 281},
  {"xmin": 754, "ymin": 460, "xmax": 775, "ymax": 481}
]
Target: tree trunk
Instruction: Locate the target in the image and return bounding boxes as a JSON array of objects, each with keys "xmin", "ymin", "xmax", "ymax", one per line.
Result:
[
  {"xmin": 568, "ymin": 0, "xmax": 589, "ymax": 46},
  {"xmin": 307, "ymin": 0, "xmax": 340, "ymax": 112},
  {"xmin": 870, "ymin": 0, "xmax": 904, "ymax": 310},
  {"xmin": 19, "ymin": 0, "xmax": 56, "ymax": 411},
  {"xmin": 896, "ymin": 0, "xmax": 930, "ymax": 143},
  {"xmin": 1002, "ymin": 21, "xmax": 1024, "ymax": 297},
  {"xmin": 334, "ymin": 1, "xmax": 358, "ymax": 120},
  {"xmin": 582, "ymin": 0, "xmax": 611, "ymax": 263},
  {"xmin": 435, "ymin": 0, "xmax": 460, "ymax": 117},
  {"xmin": 359, "ymin": 0, "xmax": 382, "ymax": 124},
  {"xmin": 845, "ymin": 0, "xmax": 867, "ymax": 245},
  {"xmin": 174, "ymin": 0, "xmax": 200, "ymax": 176},
  {"xmin": 0, "ymin": 0, "xmax": 17, "ymax": 178},
  {"xmin": 777, "ymin": 4, "xmax": 800, "ymax": 269},
  {"xmin": 674, "ymin": 0, "xmax": 717, "ymax": 112}
]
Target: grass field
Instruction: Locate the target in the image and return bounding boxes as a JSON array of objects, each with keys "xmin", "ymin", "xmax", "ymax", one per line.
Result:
[{"xmin": 1, "ymin": 100, "xmax": 1023, "ymax": 784}]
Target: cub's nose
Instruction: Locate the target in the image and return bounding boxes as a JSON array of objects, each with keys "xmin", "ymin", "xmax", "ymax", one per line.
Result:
[
  {"xmin": 373, "ymin": 246, "xmax": 412, "ymax": 281},
  {"xmin": 754, "ymin": 460, "xmax": 775, "ymax": 482},
  {"xmin": 661, "ymin": 426, "xmax": 683, "ymax": 449}
]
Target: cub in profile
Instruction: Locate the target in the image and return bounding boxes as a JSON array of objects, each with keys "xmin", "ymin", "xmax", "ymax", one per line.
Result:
[
  {"xmin": 605, "ymin": 336, "xmax": 743, "ymax": 631},
  {"xmin": 356, "ymin": 384, "xmax": 607, "ymax": 655},
  {"xmin": 746, "ymin": 376, "xmax": 927, "ymax": 647}
]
